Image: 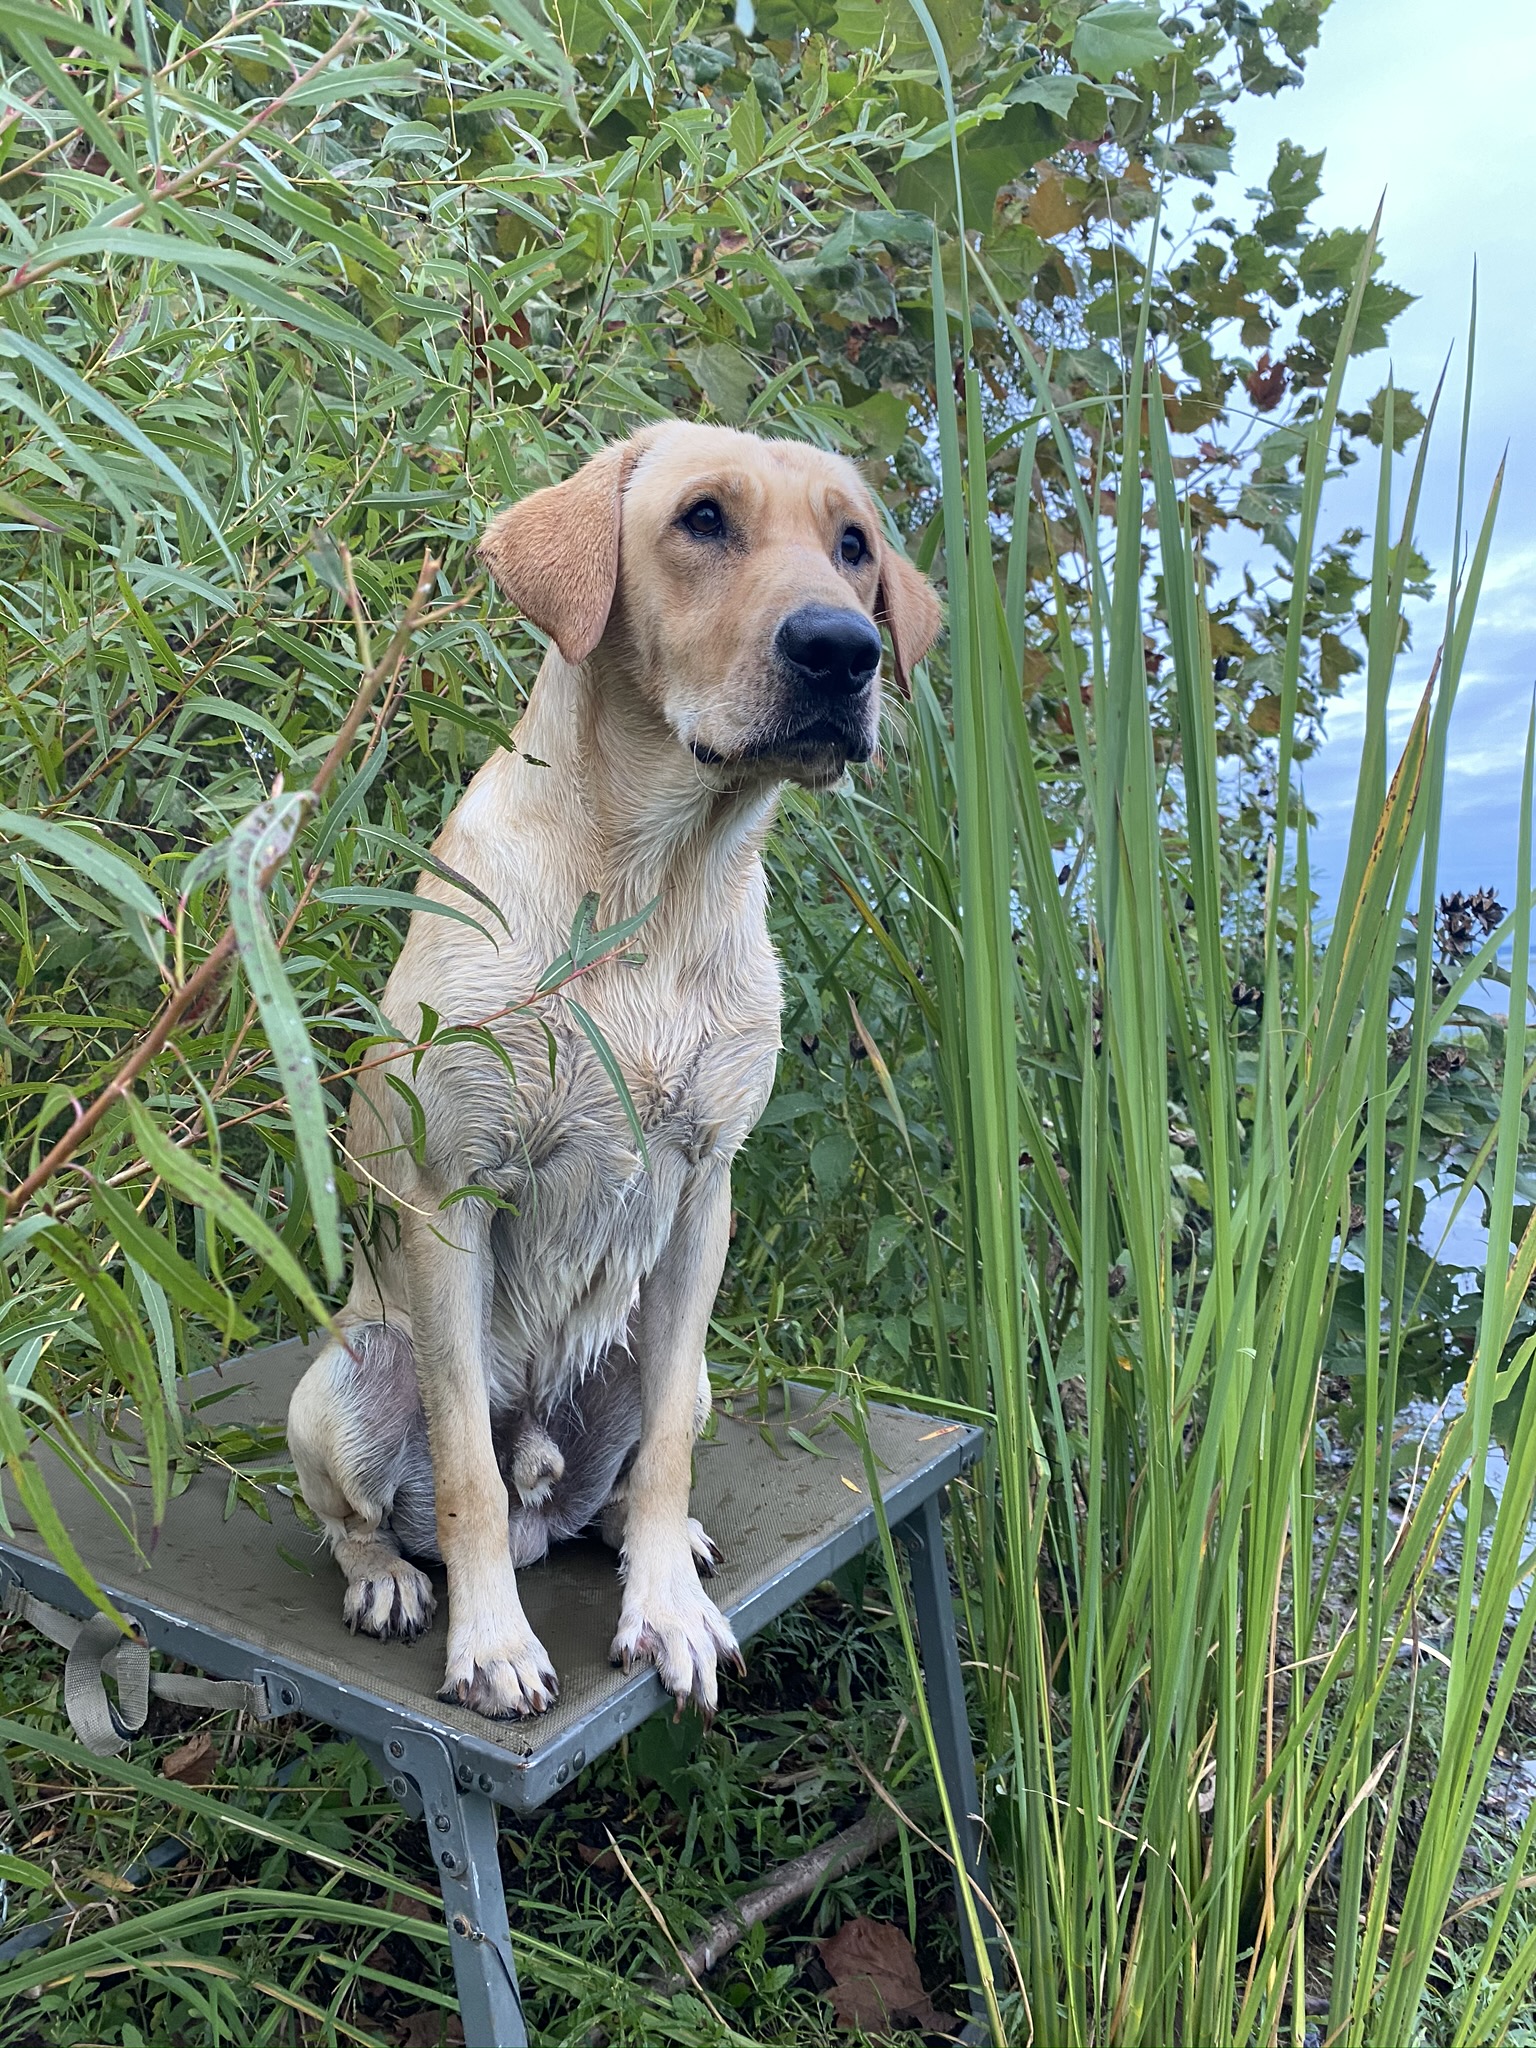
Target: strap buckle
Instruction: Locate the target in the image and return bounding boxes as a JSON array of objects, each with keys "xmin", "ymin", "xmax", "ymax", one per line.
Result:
[{"xmin": 2, "ymin": 1574, "xmax": 277, "ymax": 1756}]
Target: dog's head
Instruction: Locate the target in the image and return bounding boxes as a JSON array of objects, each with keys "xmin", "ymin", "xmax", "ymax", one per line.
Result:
[{"xmin": 479, "ymin": 423, "xmax": 941, "ymax": 789}]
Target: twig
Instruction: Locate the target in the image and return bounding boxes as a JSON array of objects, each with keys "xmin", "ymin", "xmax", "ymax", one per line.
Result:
[
  {"xmin": 3, "ymin": 552, "xmax": 439, "ymax": 1219},
  {"xmin": 31, "ymin": 915, "xmax": 645, "ymax": 1219},
  {"xmin": 655, "ymin": 1806, "xmax": 900, "ymax": 1995},
  {"xmin": 307, "ymin": 553, "xmax": 437, "ymax": 796},
  {"xmin": 849, "ymin": 1754, "xmax": 1021, "ymax": 1988}
]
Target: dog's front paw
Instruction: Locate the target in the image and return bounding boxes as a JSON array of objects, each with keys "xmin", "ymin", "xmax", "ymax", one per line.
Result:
[
  {"xmin": 610, "ymin": 1560, "xmax": 742, "ymax": 1719},
  {"xmin": 343, "ymin": 1556, "xmax": 436, "ymax": 1642},
  {"xmin": 440, "ymin": 1626, "xmax": 559, "ymax": 1719}
]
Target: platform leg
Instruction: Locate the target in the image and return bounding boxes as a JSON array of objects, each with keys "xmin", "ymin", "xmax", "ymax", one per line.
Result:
[
  {"xmin": 379, "ymin": 1727, "xmax": 527, "ymax": 2048},
  {"xmin": 896, "ymin": 1491, "xmax": 997, "ymax": 2025}
]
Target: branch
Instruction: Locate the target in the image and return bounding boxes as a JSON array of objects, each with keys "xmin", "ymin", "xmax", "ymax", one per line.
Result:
[
  {"xmin": 655, "ymin": 1807, "xmax": 900, "ymax": 1995},
  {"xmin": 3, "ymin": 551, "xmax": 439, "ymax": 1220}
]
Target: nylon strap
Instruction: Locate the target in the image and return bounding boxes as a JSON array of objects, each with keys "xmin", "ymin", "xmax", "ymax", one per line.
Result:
[{"xmin": 3, "ymin": 1580, "xmax": 273, "ymax": 1756}]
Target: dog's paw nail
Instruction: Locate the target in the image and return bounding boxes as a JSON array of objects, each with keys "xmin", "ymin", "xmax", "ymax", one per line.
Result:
[
  {"xmin": 343, "ymin": 1560, "xmax": 436, "ymax": 1643},
  {"xmin": 686, "ymin": 1518, "xmax": 722, "ymax": 1576},
  {"xmin": 610, "ymin": 1586, "xmax": 737, "ymax": 1720},
  {"xmin": 442, "ymin": 1634, "xmax": 559, "ymax": 1719}
]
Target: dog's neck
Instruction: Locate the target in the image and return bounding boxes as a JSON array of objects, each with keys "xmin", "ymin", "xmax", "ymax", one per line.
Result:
[{"xmin": 511, "ymin": 649, "xmax": 781, "ymax": 929}]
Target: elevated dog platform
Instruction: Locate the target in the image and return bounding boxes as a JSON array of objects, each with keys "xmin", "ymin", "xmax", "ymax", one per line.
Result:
[{"xmin": 0, "ymin": 1338, "xmax": 988, "ymax": 2046}]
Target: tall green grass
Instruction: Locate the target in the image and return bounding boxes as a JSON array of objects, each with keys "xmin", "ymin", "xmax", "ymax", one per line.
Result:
[{"xmin": 831, "ymin": 17, "xmax": 1536, "ymax": 2038}]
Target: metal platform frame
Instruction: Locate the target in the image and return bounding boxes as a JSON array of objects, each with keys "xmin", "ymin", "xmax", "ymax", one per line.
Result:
[{"xmin": 0, "ymin": 1437, "xmax": 990, "ymax": 2045}]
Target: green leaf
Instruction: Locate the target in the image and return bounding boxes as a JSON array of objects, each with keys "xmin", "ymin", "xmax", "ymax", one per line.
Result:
[
  {"xmin": 0, "ymin": 1851, "xmax": 50, "ymax": 1889},
  {"xmin": 0, "ymin": 0, "xmax": 151, "ymax": 63},
  {"xmin": 123, "ymin": 1097, "xmax": 329, "ymax": 1327},
  {"xmin": 729, "ymin": 81, "xmax": 766, "ymax": 168},
  {"xmin": 38, "ymin": 1223, "xmax": 172, "ymax": 1531},
  {"xmin": 535, "ymin": 895, "xmax": 656, "ymax": 994},
  {"xmin": 90, "ymin": 1183, "xmax": 255, "ymax": 1346},
  {"xmin": 1297, "ymin": 225, "xmax": 1372, "ymax": 297},
  {"xmin": 355, "ymin": 825, "xmax": 511, "ymax": 936},
  {"xmin": 22, "ymin": 231, "xmax": 413, "ymax": 378},
  {"xmin": 278, "ymin": 58, "xmax": 420, "ymax": 106},
  {"xmin": 170, "ymin": 696, "xmax": 296, "ymax": 763},
  {"xmin": 836, "ymin": 0, "xmax": 977, "ymax": 66},
  {"xmin": 1366, "ymin": 383, "xmax": 1427, "ymax": 450},
  {"xmin": 864, "ymin": 1212, "xmax": 908, "ymax": 1281},
  {"xmin": 679, "ymin": 342, "xmax": 760, "ymax": 423},
  {"xmin": 546, "ymin": 0, "xmax": 611, "ymax": 56},
  {"xmin": 1007, "ymin": 72, "xmax": 1085, "ymax": 118},
  {"xmin": 0, "ymin": 1374, "xmax": 125, "ymax": 1627},
  {"xmin": 0, "ymin": 373, "xmax": 136, "ymax": 521},
  {"xmin": 1071, "ymin": 3, "xmax": 1174, "ymax": 79},
  {"xmin": 0, "ymin": 806, "xmax": 165, "ymax": 963},
  {"xmin": 0, "ymin": 333, "xmax": 238, "ymax": 575},
  {"xmin": 128, "ymin": 1258, "xmax": 178, "ymax": 1423},
  {"xmin": 314, "ymin": 885, "xmax": 497, "ymax": 939},
  {"xmin": 223, "ymin": 795, "xmax": 342, "ymax": 1289},
  {"xmin": 810, "ymin": 1131, "xmax": 856, "ymax": 1193},
  {"xmin": 0, "ymin": 484, "xmax": 83, "ymax": 537},
  {"xmin": 850, "ymin": 389, "xmax": 912, "ymax": 458},
  {"xmin": 567, "ymin": 999, "xmax": 650, "ymax": 1172},
  {"xmin": 894, "ymin": 102, "xmax": 1062, "ymax": 229},
  {"xmin": 632, "ymin": 1703, "xmax": 703, "ymax": 1803}
]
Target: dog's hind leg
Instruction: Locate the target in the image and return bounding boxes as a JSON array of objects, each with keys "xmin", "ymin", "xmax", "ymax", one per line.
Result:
[
  {"xmin": 287, "ymin": 1323, "xmax": 437, "ymax": 1642},
  {"xmin": 504, "ymin": 1414, "xmax": 565, "ymax": 1510},
  {"xmin": 501, "ymin": 1344, "xmax": 637, "ymax": 1566}
]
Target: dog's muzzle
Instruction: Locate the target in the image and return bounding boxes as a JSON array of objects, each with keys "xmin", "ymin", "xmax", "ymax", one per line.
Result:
[
  {"xmin": 687, "ymin": 607, "xmax": 884, "ymax": 773},
  {"xmin": 770, "ymin": 604, "xmax": 882, "ymax": 763}
]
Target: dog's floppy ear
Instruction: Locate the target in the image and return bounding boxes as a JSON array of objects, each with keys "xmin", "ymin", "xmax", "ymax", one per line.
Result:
[
  {"xmin": 479, "ymin": 441, "xmax": 637, "ymax": 664},
  {"xmin": 876, "ymin": 539, "xmax": 942, "ymax": 693}
]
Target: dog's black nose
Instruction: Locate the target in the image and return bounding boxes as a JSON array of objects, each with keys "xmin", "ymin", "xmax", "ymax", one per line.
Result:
[{"xmin": 776, "ymin": 606, "xmax": 883, "ymax": 697}]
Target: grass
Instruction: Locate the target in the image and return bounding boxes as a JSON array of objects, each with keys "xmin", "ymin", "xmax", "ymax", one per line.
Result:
[
  {"xmin": 814, "ymin": 14, "xmax": 1536, "ymax": 2033},
  {"xmin": 2, "ymin": 0, "xmax": 1535, "ymax": 2041},
  {"xmin": 0, "ymin": 1570, "xmax": 971, "ymax": 2044}
]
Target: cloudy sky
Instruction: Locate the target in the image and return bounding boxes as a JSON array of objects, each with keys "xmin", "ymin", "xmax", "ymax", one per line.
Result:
[{"xmin": 1216, "ymin": 0, "xmax": 1535, "ymax": 910}]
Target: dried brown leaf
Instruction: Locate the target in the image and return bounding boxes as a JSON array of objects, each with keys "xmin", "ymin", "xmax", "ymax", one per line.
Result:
[
  {"xmin": 393, "ymin": 2011, "xmax": 463, "ymax": 2047},
  {"xmin": 384, "ymin": 1888, "xmax": 436, "ymax": 1923},
  {"xmin": 576, "ymin": 1840, "xmax": 621, "ymax": 1873},
  {"xmin": 160, "ymin": 1731, "xmax": 216, "ymax": 1785},
  {"xmin": 1027, "ymin": 171, "xmax": 1085, "ymax": 239},
  {"xmin": 817, "ymin": 1914, "xmax": 955, "ymax": 2038}
]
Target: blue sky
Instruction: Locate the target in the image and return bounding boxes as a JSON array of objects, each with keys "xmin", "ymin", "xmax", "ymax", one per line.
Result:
[{"xmin": 1217, "ymin": 0, "xmax": 1535, "ymax": 911}]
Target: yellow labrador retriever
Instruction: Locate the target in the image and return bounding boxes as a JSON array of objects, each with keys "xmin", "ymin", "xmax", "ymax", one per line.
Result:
[{"xmin": 286, "ymin": 422, "xmax": 940, "ymax": 1719}]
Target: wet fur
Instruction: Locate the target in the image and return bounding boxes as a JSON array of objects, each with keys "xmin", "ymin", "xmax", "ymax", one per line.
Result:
[{"xmin": 285, "ymin": 422, "xmax": 939, "ymax": 1720}]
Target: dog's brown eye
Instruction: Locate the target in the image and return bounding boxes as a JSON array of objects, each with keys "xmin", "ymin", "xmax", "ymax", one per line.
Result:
[
  {"xmin": 681, "ymin": 499, "xmax": 725, "ymax": 539},
  {"xmin": 839, "ymin": 526, "xmax": 868, "ymax": 567}
]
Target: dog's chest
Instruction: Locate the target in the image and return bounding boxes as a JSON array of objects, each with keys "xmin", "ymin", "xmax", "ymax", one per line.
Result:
[{"xmin": 485, "ymin": 1001, "xmax": 776, "ymax": 1400}]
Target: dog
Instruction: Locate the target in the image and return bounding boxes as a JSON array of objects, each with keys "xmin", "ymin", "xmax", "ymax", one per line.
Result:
[{"xmin": 286, "ymin": 422, "xmax": 941, "ymax": 1719}]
